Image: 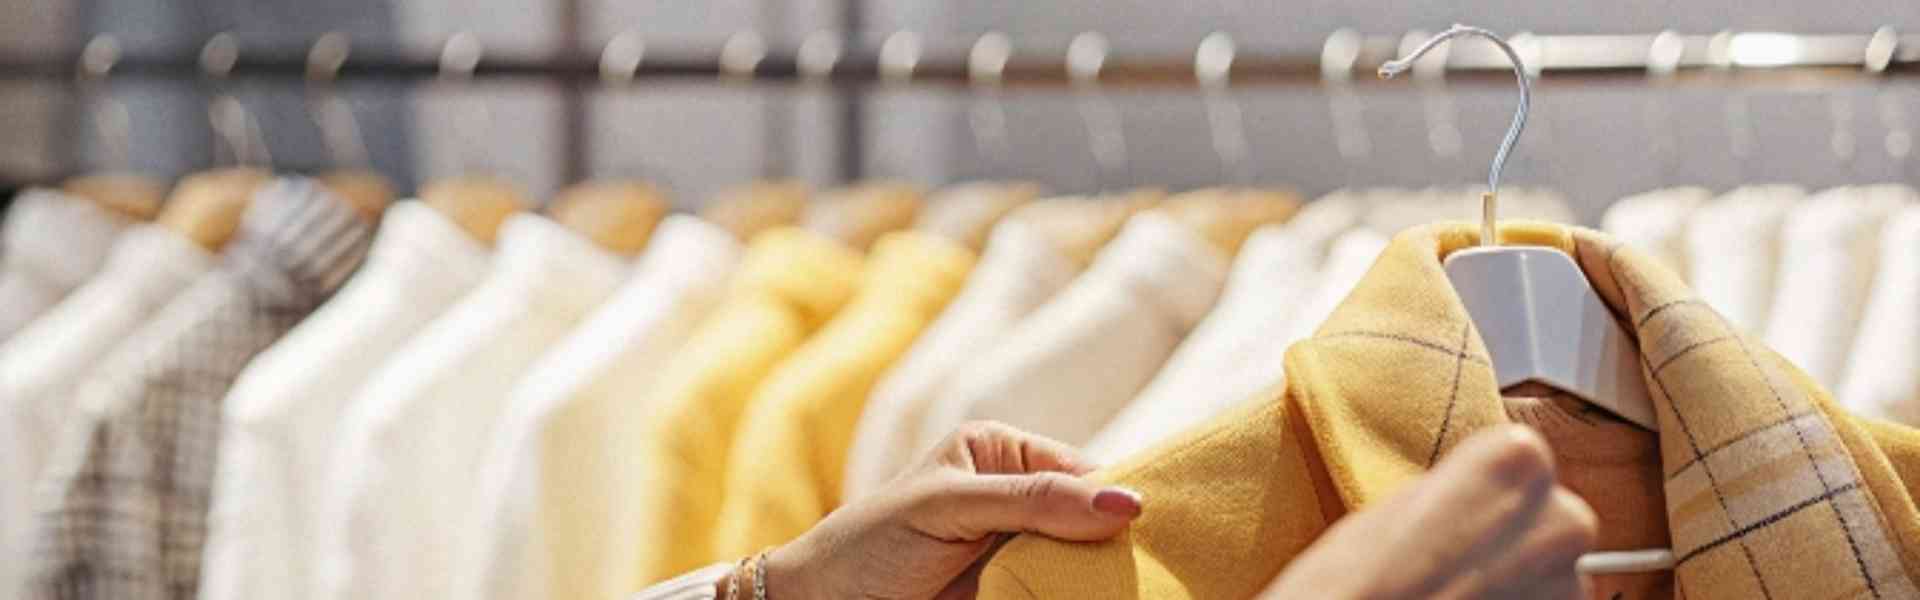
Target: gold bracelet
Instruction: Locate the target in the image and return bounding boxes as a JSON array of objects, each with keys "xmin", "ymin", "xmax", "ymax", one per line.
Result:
[
  {"xmin": 724, "ymin": 555, "xmax": 750, "ymax": 600},
  {"xmin": 751, "ymin": 549, "xmax": 771, "ymax": 600}
]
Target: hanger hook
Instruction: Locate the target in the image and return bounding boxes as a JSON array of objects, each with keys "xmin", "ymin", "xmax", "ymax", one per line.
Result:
[
  {"xmin": 968, "ymin": 31, "xmax": 1014, "ymax": 177},
  {"xmin": 308, "ymin": 31, "xmax": 370, "ymax": 168},
  {"xmin": 1381, "ymin": 26, "xmax": 1530, "ymax": 234},
  {"xmin": 78, "ymin": 35, "xmax": 133, "ymax": 172},
  {"xmin": 1069, "ymin": 31, "xmax": 1127, "ymax": 192}
]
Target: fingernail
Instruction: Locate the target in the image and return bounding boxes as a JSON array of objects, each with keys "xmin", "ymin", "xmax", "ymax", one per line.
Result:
[{"xmin": 1092, "ymin": 487, "xmax": 1143, "ymax": 518}]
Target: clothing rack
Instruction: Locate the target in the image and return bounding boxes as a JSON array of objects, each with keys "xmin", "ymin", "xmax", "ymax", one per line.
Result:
[{"xmin": 8, "ymin": 29, "xmax": 1920, "ymax": 88}]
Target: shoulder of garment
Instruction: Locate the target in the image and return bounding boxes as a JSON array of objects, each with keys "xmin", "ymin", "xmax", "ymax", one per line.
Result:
[{"xmin": 981, "ymin": 220, "xmax": 1920, "ymax": 600}]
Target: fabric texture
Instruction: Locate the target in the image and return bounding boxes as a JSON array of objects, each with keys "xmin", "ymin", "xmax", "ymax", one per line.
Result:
[
  {"xmin": 0, "ymin": 225, "xmax": 212, "ymax": 598},
  {"xmin": 629, "ymin": 227, "xmax": 863, "ymax": 585},
  {"xmin": 1083, "ymin": 195, "xmax": 1369, "ymax": 463},
  {"xmin": 711, "ymin": 232, "xmax": 976, "ymax": 557},
  {"xmin": 453, "ymin": 215, "xmax": 742, "ymax": 600},
  {"xmin": 23, "ymin": 178, "xmax": 373, "ymax": 600},
  {"xmin": 1601, "ymin": 186, "xmax": 1711, "ymax": 278},
  {"xmin": 0, "ymin": 189, "xmax": 134, "ymax": 340},
  {"xmin": 925, "ymin": 212, "xmax": 1229, "ymax": 448},
  {"xmin": 197, "ymin": 201, "xmax": 490, "ymax": 600},
  {"xmin": 1685, "ymin": 185, "xmax": 1802, "ymax": 335},
  {"xmin": 978, "ymin": 220, "xmax": 1920, "ymax": 600},
  {"xmin": 315, "ymin": 213, "xmax": 625, "ymax": 600},
  {"xmin": 1761, "ymin": 185, "xmax": 1914, "ymax": 389},
  {"xmin": 1842, "ymin": 207, "xmax": 1920, "ymax": 423},
  {"xmin": 843, "ymin": 218, "xmax": 1080, "ymax": 499}
]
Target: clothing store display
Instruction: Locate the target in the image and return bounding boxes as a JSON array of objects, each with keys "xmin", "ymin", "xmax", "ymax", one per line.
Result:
[
  {"xmin": 1601, "ymin": 186, "xmax": 1711, "ymax": 277},
  {"xmin": 842, "ymin": 217, "xmax": 1081, "ymax": 499},
  {"xmin": 711, "ymin": 231, "xmax": 976, "ymax": 557},
  {"xmin": 1279, "ymin": 228, "xmax": 1391, "ymax": 349},
  {"xmin": 197, "ymin": 201, "xmax": 491, "ymax": 600},
  {"xmin": 923, "ymin": 212, "xmax": 1229, "ymax": 448},
  {"xmin": 24, "ymin": 178, "xmax": 373, "ymax": 600},
  {"xmin": 1684, "ymin": 185, "xmax": 1802, "ymax": 335},
  {"xmin": 1082, "ymin": 194, "xmax": 1366, "ymax": 463},
  {"xmin": 1841, "ymin": 206, "xmax": 1920, "ymax": 422},
  {"xmin": 315, "ymin": 213, "xmax": 625, "ymax": 600},
  {"xmin": 0, "ymin": 189, "xmax": 135, "ymax": 340},
  {"xmin": 1762, "ymin": 185, "xmax": 1914, "ymax": 389},
  {"xmin": 453, "ymin": 215, "xmax": 742, "ymax": 600},
  {"xmin": 0, "ymin": 225, "xmax": 213, "ymax": 598},
  {"xmin": 629, "ymin": 228, "xmax": 863, "ymax": 584},
  {"xmin": 977, "ymin": 221, "xmax": 1920, "ymax": 600}
]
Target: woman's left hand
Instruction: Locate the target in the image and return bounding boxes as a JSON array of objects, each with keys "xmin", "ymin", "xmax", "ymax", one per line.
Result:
[{"xmin": 755, "ymin": 421, "xmax": 1143, "ymax": 600}]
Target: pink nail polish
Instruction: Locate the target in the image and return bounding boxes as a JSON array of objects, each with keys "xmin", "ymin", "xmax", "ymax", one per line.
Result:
[{"xmin": 1092, "ymin": 487, "xmax": 1143, "ymax": 518}]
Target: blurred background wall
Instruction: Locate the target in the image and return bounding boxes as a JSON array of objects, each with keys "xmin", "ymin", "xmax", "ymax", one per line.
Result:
[{"xmin": 3, "ymin": 1, "xmax": 1919, "ymax": 221}]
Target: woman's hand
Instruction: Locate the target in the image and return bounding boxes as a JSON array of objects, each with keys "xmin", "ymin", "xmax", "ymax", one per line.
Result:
[
  {"xmin": 756, "ymin": 421, "xmax": 1142, "ymax": 600},
  {"xmin": 1259, "ymin": 425, "xmax": 1600, "ymax": 599}
]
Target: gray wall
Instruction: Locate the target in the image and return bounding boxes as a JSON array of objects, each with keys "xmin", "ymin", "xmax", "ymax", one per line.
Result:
[{"xmin": 5, "ymin": 1, "xmax": 1920, "ymax": 221}]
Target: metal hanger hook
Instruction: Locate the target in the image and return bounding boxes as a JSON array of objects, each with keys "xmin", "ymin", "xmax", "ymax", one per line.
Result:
[{"xmin": 1381, "ymin": 25, "xmax": 1531, "ymax": 244}]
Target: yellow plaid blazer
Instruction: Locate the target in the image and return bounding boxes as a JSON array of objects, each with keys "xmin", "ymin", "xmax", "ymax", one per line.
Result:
[{"xmin": 978, "ymin": 221, "xmax": 1920, "ymax": 600}]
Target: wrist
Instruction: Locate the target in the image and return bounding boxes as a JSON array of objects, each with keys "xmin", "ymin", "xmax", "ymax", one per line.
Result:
[{"xmin": 761, "ymin": 543, "xmax": 822, "ymax": 600}]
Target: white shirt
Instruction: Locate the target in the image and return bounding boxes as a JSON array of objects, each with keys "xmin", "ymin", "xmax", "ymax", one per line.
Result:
[
  {"xmin": 1762, "ymin": 185, "xmax": 1913, "ymax": 388},
  {"xmin": 0, "ymin": 189, "xmax": 133, "ymax": 339},
  {"xmin": 926, "ymin": 212, "xmax": 1228, "ymax": 447},
  {"xmin": 1841, "ymin": 207, "xmax": 1920, "ymax": 422},
  {"xmin": 452, "ymin": 216, "xmax": 742, "ymax": 600},
  {"xmin": 1601, "ymin": 187, "xmax": 1712, "ymax": 278},
  {"xmin": 1083, "ymin": 195, "xmax": 1366, "ymax": 463},
  {"xmin": 0, "ymin": 225, "xmax": 210, "ymax": 597},
  {"xmin": 199, "ymin": 201, "xmax": 491, "ymax": 600},
  {"xmin": 316, "ymin": 214, "xmax": 626, "ymax": 600},
  {"xmin": 842, "ymin": 218, "xmax": 1079, "ymax": 499},
  {"xmin": 1685, "ymin": 185, "xmax": 1804, "ymax": 335}
]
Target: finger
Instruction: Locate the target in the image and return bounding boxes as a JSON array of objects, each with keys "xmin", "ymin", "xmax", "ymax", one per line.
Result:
[
  {"xmin": 1440, "ymin": 487, "xmax": 1597, "ymax": 598},
  {"xmin": 1393, "ymin": 425, "xmax": 1561, "ymax": 592},
  {"xmin": 944, "ymin": 421, "xmax": 1098, "ymax": 476},
  {"xmin": 920, "ymin": 472, "xmax": 1142, "ymax": 542}
]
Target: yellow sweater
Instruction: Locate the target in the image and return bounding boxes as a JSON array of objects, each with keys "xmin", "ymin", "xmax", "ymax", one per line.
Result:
[
  {"xmin": 630, "ymin": 228, "xmax": 863, "ymax": 585},
  {"xmin": 711, "ymin": 232, "xmax": 976, "ymax": 557},
  {"xmin": 979, "ymin": 221, "xmax": 1920, "ymax": 600}
]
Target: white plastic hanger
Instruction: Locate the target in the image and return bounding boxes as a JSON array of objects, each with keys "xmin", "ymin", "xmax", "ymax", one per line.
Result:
[
  {"xmin": 1381, "ymin": 26, "xmax": 1657, "ymax": 432},
  {"xmin": 1383, "ymin": 25, "xmax": 1672, "ymax": 576}
]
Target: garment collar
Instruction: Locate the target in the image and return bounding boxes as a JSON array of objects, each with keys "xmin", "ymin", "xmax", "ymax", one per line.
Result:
[{"xmin": 1284, "ymin": 220, "xmax": 1920, "ymax": 595}]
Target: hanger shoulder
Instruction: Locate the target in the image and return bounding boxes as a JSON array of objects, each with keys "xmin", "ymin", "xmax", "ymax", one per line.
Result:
[
  {"xmin": 318, "ymin": 169, "xmax": 395, "ymax": 225},
  {"xmin": 1159, "ymin": 187, "xmax": 1302, "ymax": 256},
  {"xmin": 803, "ymin": 181, "xmax": 923, "ymax": 251},
  {"xmin": 1446, "ymin": 246, "xmax": 1657, "ymax": 430},
  {"xmin": 914, "ymin": 181, "xmax": 1043, "ymax": 252},
  {"xmin": 62, "ymin": 173, "xmax": 165, "ymax": 221},
  {"xmin": 420, "ymin": 176, "xmax": 528, "ymax": 246},
  {"xmin": 699, "ymin": 180, "xmax": 807, "ymax": 242},
  {"xmin": 548, "ymin": 179, "xmax": 669, "ymax": 256},
  {"xmin": 157, "ymin": 167, "xmax": 272, "ymax": 251}
]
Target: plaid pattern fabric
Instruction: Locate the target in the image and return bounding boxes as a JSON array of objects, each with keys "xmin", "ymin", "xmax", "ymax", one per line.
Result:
[
  {"xmin": 24, "ymin": 178, "xmax": 372, "ymax": 600},
  {"xmin": 977, "ymin": 220, "xmax": 1920, "ymax": 600}
]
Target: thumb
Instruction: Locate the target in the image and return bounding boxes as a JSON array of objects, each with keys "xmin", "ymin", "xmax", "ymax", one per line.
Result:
[{"xmin": 922, "ymin": 472, "xmax": 1143, "ymax": 542}]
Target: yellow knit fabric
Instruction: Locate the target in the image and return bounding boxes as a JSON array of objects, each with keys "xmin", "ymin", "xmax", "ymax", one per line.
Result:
[
  {"xmin": 979, "ymin": 221, "xmax": 1920, "ymax": 600},
  {"xmin": 630, "ymin": 228, "xmax": 863, "ymax": 585},
  {"xmin": 711, "ymin": 232, "xmax": 977, "ymax": 558}
]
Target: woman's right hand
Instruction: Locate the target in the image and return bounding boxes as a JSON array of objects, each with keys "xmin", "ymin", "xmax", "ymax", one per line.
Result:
[{"xmin": 1260, "ymin": 425, "xmax": 1600, "ymax": 599}]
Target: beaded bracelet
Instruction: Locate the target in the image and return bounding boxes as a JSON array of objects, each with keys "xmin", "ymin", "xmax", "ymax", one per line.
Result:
[
  {"xmin": 751, "ymin": 550, "xmax": 770, "ymax": 600},
  {"xmin": 723, "ymin": 555, "xmax": 750, "ymax": 600}
]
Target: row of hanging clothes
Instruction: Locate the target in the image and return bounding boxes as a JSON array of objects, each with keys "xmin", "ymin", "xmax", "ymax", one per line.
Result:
[{"xmin": 2, "ymin": 25, "xmax": 1920, "ymax": 600}]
